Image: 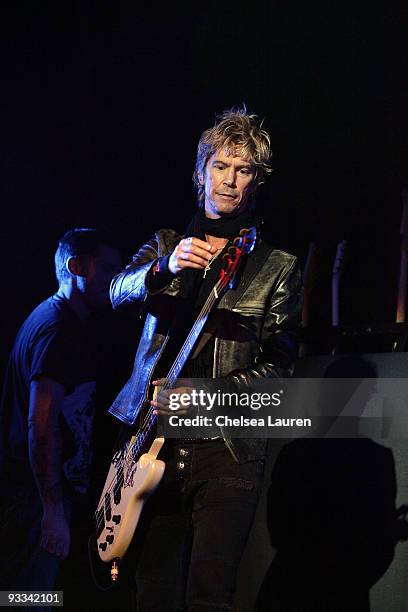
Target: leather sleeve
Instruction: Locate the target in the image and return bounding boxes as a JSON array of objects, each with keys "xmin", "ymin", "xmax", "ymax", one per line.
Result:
[
  {"xmin": 110, "ymin": 234, "xmax": 176, "ymax": 310},
  {"xmin": 217, "ymin": 257, "xmax": 303, "ymax": 390}
]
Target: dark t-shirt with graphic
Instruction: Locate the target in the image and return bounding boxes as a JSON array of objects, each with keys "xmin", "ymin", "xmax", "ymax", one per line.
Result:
[{"xmin": 0, "ymin": 294, "xmax": 96, "ymax": 493}]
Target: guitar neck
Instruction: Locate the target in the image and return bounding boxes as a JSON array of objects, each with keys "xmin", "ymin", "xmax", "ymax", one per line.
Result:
[
  {"xmin": 164, "ymin": 278, "xmax": 223, "ymax": 388},
  {"xmin": 124, "ymin": 228, "xmax": 256, "ymax": 449},
  {"xmin": 125, "ymin": 277, "xmax": 224, "ymax": 461}
]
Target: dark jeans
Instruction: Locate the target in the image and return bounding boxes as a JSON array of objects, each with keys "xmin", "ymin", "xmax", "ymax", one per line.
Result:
[{"xmin": 131, "ymin": 439, "xmax": 264, "ymax": 612}]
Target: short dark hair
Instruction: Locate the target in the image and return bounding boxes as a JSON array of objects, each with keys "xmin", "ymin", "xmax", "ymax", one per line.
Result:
[{"xmin": 54, "ymin": 228, "xmax": 115, "ymax": 284}]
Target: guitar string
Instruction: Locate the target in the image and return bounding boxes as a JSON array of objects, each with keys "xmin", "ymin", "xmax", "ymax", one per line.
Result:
[
  {"xmin": 118, "ymin": 239, "xmax": 232, "ymax": 434},
  {"xmin": 124, "ymin": 240, "xmax": 234, "ymax": 417},
  {"xmin": 94, "ymin": 232, "xmax": 249, "ymax": 529},
  {"xmin": 94, "ymin": 277, "xmax": 225, "ymax": 525},
  {"xmin": 138, "ymin": 239, "xmax": 240, "ymax": 420},
  {"xmin": 94, "ymin": 278, "xmax": 223, "ymax": 523},
  {"xmin": 94, "ymin": 284, "xmax": 222, "ymax": 529},
  {"xmin": 94, "ymin": 235, "xmax": 249, "ymax": 530},
  {"xmin": 127, "ymin": 263, "xmax": 228, "ymax": 441}
]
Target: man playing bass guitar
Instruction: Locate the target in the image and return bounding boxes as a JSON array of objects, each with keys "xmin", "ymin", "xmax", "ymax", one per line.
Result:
[{"xmin": 104, "ymin": 107, "xmax": 302, "ymax": 611}]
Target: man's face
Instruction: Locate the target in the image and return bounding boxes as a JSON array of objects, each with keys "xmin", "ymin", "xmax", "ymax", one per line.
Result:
[
  {"xmin": 82, "ymin": 244, "xmax": 121, "ymax": 310},
  {"xmin": 200, "ymin": 148, "xmax": 257, "ymax": 218}
]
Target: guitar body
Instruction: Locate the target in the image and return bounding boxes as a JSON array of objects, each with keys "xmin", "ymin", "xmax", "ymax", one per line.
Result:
[{"xmin": 96, "ymin": 436, "xmax": 165, "ymax": 562}]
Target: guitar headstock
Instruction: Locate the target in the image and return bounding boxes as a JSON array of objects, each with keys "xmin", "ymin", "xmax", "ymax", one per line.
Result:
[{"xmin": 219, "ymin": 226, "xmax": 257, "ymax": 291}]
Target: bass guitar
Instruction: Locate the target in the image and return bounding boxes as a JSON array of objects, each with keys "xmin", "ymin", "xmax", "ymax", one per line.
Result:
[{"xmin": 94, "ymin": 227, "xmax": 257, "ymax": 567}]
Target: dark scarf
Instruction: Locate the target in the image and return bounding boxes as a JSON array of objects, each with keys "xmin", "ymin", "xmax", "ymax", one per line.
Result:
[
  {"xmin": 184, "ymin": 207, "xmax": 259, "ymax": 240},
  {"xmin": 179, "ymin": 208, "xmax": 261, "ymax": 300}
]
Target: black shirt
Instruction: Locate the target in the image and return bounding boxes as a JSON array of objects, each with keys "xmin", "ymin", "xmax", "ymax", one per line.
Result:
[{"xmin": 0, "ymin": 294, "xmax": 96, "ymax": 492}]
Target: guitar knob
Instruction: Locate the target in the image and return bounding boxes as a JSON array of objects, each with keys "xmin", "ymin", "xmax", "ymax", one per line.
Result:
[
  {"xmin": 99, "ymin": 542, "xmax": 107, "ymax": 551},
  {"xmin": 106, "ymin": 535, "xmax": 114, "ymax": 544},
  {"xmin": 112, "ymin": 515, "xmax": 121, "ymax": 524}
]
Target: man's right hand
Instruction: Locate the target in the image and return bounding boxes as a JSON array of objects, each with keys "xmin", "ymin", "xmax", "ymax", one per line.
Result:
[
  {"xmin": 168, "ymin": 237, "xmax": 217, "ymax": 274},
  {"xmin": 40, "ymin": 505, "xmax": 70, "ymax": 560}
]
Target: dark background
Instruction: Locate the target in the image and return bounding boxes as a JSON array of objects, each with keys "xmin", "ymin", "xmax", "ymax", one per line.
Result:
[
  {"xmin": 1, "ymin": 1, "xmax": 408, "ymax": 371},
  {"xmin": 1, "ymin": 4, "xmax": 408, "ymax": 608}
]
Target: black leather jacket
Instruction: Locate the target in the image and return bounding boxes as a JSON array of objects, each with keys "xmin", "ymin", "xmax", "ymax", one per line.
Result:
[{"xmin": 109, "ymin": 229, "xmax": 303, "ymax": 463}]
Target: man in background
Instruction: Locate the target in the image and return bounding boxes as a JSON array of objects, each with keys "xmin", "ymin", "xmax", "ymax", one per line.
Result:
[{"xmin": 0, "ymin": 228, "xmax": 121, "ymax": 592}]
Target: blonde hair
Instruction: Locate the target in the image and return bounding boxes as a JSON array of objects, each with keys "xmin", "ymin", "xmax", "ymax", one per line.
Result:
[{"xmin": 193, "ymin": 106, "xmax": 272, "ymax": 203}]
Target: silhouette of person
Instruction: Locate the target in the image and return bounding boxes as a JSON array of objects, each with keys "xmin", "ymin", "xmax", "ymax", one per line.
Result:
[{"xmin": 256, "ymin": 357, "xmax": 398, "ymax": 612}]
